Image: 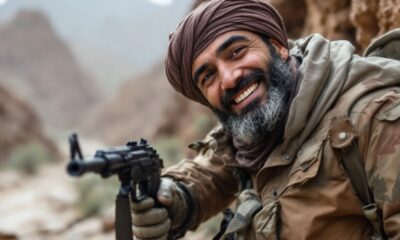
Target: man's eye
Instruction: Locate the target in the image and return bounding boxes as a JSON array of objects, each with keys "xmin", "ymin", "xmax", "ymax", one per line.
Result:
[
  {"xmin": 202, "ymin": 71, "xmax": 214, "ymax": 85},
  {"xmin": 231, "ymin": 46, "xmax": 246, "ymax": 58}
]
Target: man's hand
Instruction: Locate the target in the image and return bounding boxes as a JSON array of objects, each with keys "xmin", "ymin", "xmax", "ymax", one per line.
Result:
[
  {"xmin": 131, "ymin": 196, "xmax": 170, "ymax": 240},
  {"xmin": 131, "ymin": 178, "xmax": 189, "ymax": 240}
]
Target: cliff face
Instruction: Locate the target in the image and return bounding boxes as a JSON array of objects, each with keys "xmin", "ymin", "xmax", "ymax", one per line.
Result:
[
  {"xmin": 193, "ymin": 0, "xmax": 400, "ymax": 50},
  {"xmin": 303, "ymin": 0, "xmax": 355, "ymax": 43},
  {"xmin": 351, "ymin": 0, "xmax": 400, "ymax": 49},
  {"xmin": 301, "ymin": 0, "xmax": 400, "ymax": 50},
  {"xmin": 0, "ymin": 11, "xmax": 101, "ymax": 130}
]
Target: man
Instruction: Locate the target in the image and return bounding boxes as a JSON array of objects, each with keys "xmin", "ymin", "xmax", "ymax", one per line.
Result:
[{"xmin": 131, "ymin": 0, "xmax": 400, "ymax": 239}]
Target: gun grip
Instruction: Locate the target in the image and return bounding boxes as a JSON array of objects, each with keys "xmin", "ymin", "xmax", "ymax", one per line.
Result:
[{"xmin": 115, "ymin": 193, "xmax": 133, "ymax": 240}]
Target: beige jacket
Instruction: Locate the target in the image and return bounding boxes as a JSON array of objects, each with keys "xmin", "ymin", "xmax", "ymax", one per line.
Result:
[{"xmin": 164, "ymin": 30, "xmax": 400, "ymax": 239}]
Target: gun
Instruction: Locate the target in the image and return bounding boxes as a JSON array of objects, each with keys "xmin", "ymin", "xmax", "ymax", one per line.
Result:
[{"xmin": 67, "ymin": 133, "xmax": 164, "ymax": 240}]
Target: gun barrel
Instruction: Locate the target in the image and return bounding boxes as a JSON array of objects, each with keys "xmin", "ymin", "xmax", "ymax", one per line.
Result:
[{"xmin": 67, "ymin": 157, "xmax": 109, "ymax": 176}]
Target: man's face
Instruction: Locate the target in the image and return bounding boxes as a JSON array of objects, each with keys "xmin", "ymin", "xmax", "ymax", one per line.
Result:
[{"xmin": 192, "ymin": 30, "xmax": 293, "ymax": 144}]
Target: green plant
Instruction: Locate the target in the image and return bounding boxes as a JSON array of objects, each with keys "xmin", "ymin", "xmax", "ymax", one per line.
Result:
[
  {"xmin": 3, "ymin": 140, "xmax": 55, "ymax": 174},
  {"xmin": 74, "ymin": 175, "xmax": 119, "ymax": 218},
  {"xmin": 154, "ymin": 137, "xmax": 183, "ymax": 166}
]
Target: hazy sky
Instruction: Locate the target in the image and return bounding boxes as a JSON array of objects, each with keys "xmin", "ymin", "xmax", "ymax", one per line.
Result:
[
  {"xmin": 0, "ymin": 0, "xmax": 194, "ymax": 91},
  {"xmin": 148, "ymin": 0, "xmax": 175, "ymax": 6},
  {"xmin": 0, "ymin": 0, "xmax": 193, "ymax": 65}
]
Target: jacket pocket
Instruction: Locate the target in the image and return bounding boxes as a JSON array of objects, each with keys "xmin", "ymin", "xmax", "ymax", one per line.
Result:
[
  {"xmin": 376, "ymin": 97, "xmax": 400, "ymax": 122},
  {"xmin": 253, "ymin": 200, "xmax": 280, "ymax": 240},
  {"xmin": 287, "ymin": 138, "xmax": 324, "ymax": 188}
]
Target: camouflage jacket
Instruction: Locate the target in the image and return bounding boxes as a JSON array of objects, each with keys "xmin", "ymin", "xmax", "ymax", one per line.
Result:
[{"xmin": 163, "ymin": 30, "xmax": 400, "ymax": 239}]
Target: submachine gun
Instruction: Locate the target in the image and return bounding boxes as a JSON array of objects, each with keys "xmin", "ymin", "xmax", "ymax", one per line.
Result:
[{"xmin": 67, "ymin": 134, "xmax": 164, "ymax": 240}]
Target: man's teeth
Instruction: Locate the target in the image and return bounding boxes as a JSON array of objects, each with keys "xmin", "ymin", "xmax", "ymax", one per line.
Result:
[{"xmin": 234, "ymin": 83, "xmax": 258, "ymax": 104}]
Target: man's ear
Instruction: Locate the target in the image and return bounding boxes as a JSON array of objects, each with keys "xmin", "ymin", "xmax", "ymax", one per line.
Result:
[{"xmin": 270, "ymin": 39, "xmax": 289, "ymax": 60}]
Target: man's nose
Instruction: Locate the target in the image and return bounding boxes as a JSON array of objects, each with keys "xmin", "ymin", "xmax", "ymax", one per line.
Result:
[{"xmin": 220, "ymin": 65, "xmax": 241, "ymax": 90}]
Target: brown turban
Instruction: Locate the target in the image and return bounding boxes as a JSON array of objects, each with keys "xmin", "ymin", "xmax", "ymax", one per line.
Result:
[{"xmin": 165, "ymin": 0, "xmax": 288, "ymax": 107}]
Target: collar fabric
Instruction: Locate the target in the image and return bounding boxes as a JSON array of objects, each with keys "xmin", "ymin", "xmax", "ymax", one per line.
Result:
[{"xmin": 165, "ymin": 0, "xmax": 289, "ymax": 107}]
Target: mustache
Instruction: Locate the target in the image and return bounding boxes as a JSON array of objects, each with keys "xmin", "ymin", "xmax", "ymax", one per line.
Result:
[{"xmin": 221, "ymin": 69, "xmax": 267, "ymax": 111}]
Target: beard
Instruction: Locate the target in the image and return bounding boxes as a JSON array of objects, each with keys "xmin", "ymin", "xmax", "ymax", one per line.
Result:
[{"xmin": 213, "ymin": 46, "xmax": 294, "ymax": 145}]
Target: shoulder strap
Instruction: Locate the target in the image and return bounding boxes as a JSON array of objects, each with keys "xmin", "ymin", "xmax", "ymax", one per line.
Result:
[{"xmin": 329, "ymin": 116, "xmax": 387, "ymax": 239}]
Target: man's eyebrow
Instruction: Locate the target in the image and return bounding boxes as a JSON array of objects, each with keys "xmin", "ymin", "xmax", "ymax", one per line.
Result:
[
  {"xmin": 193, "ymin": 35, "xmax": 249, "ymax": 84},
  {"xmin": 216, "ymin": 35, "xmax": 250, "ymax": 56},
  {"xmin": 193, "ymin": 63, "xmax": 209, "ymax": 84}
]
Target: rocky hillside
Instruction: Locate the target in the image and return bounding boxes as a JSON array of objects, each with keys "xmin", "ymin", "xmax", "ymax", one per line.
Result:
[
  {"xmin": 0, "ymin": 84, "xmax": 58, "ymax": 164},
  {"xmin": 0, "ymin": 10, "xmax": 101, "ymax": 130},
  {"xmin": 81, "ymin": 62, "xmax": 174, "ymax": 144},
  {"xmin": 81, "ymin": 62, "xmax": 215, "ymax": 148}
]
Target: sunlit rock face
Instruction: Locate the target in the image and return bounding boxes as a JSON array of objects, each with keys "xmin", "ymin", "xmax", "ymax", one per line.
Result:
[
  {"xmin": 351, "ymin": 0, "xmax": 400, "ymax": 49},
  {"xmin": 192, "ymin": 0, "xmax": 400, "ymax": 51}
]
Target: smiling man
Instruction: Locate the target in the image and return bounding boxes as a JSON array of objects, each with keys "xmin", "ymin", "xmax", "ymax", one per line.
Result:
[
  {"xmin": 131, "ymin": 0, "xmax": 400, "ymax": 239},
  {"xmin": 193, "ymin": 31, "xmax": 294, "ymax": 147}
]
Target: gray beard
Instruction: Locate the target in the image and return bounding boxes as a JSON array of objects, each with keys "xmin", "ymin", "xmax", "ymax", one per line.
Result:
[
  {"xmin": 224, "ymin": 86, "xmax": 286, "ymax": 145},
  {"xmin": 214, "ymin": 45, "xmax": 293, "ymax": 145}
]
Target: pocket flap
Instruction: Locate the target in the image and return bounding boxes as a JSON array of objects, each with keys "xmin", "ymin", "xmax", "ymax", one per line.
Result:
[
  {"xmin": 377, "ymin": 98, "xmax": 400, "ymax": 122},
  {"xmin": 287, "ymin": 139, "xmax": 324, "ymax": 187}
]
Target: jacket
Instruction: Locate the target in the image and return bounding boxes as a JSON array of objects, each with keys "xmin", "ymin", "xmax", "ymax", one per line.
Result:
[{"xmin": 163, "ymin": 30, "xmax": 400, "ymax": 239}]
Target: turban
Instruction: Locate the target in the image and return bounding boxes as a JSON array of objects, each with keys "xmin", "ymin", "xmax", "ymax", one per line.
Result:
[{"xmin": 165, "ymin": 0, "xmax": 288, "ymax": 107}]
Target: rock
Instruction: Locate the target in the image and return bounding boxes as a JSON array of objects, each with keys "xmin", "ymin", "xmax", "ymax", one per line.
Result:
[
  {"xmin": 268, "ymin": 0, "xmax": 307, "ymax": 38},
  {"xmin": 0, "ymin": 164, "xmax": 79, "ymax": 239},
  {"xmin": 100, "ymin": 206, "xmax": 115, "ymax": 233},
  {"xmin": 303, "ymin": 0, "xmax": 355, "ymax": 43},
  {"xmin": 0, "ymin": 11, "xmax": 101, "ymax": 130},
  {"xmin": 193, "ymin": 0, "xmax": 400, "ymax": 52},
  {"xmin": 0, "ymin": 232, "xmax": 18, "ymax": 240},
  {"xmin": 81, "ymin": 63, "xmax": 176, "ymax": 145},
  {"xmin": 351, "ymin": 0, "xmax": 400, "ymax": 49},
  {"xmin": 64, "ymin": 217, "xmax": 104, "ymax": 239},
  {"xmin": 0, "ymin": 84, "xmax": 58, "ymax": 163}
]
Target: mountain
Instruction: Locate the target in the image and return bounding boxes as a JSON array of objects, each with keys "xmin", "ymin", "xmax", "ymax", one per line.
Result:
[
  {"xmin": 0, "ymin": 10, "xmax": 101, "ymax": 130},
  {"xmin": 81, "ymin": 60, "xmax": 215, "ymax": 149},
  {"xmin": 81, "ymin": 62, "xmax": 175, "ymax": 144},
  {"xmin": 0, "ymin": 0, "xmax": 194, "ymax": 94}
]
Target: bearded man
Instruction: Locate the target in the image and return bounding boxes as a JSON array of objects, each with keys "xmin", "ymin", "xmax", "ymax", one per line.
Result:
[{"xmin": 131, "ymin": 0, "xmax": 400, "ymax": 239}]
